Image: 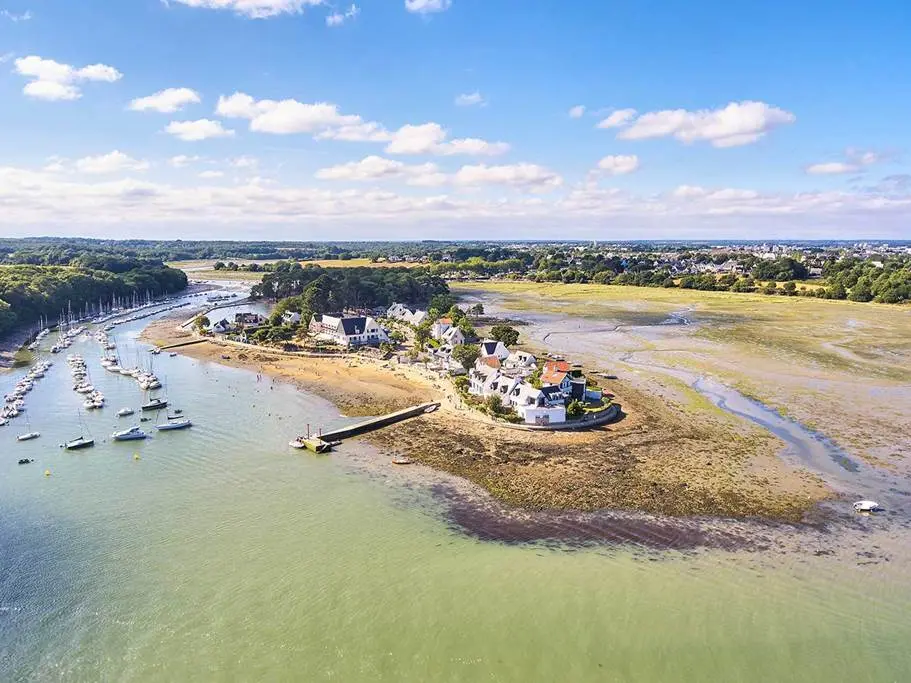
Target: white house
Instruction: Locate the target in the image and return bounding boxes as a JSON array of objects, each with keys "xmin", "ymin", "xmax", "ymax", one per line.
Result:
[
  {"xmin": 504, "ymin": 350, "xmax": 537, "ymax": 371},
  {"xmin": 282, "ymin": 311, "xmax": 302, "ymax": 325},
  {"xmin": 478, "ymin": 339, "xmax": 510, "ymax": 362},
  {"xmin": 507, "ymin": 381, "xmax": 566, "ymax": 425},
  {"xmin": 387, "ymin": 303, "xmax": 429, "ymax": 327},
  {"xmin": 432, "ymin": 318, "xmax": 453, "ymax": 340},
  {"xmin": 309, "ymin": 314, "xmax": 389, "ymax": 347},
  {"xmin": 441, "ymin": 326, "xmax": 466, "ymax": 346},
  {"xmin": 212, "ymin": 318, "xmax": 233, "ymax": 334}
]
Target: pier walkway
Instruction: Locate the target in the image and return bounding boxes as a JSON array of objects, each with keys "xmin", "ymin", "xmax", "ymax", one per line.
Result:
[{"xmin": 319, "ymin": 402, "xmax": 440, "ymax": 442}]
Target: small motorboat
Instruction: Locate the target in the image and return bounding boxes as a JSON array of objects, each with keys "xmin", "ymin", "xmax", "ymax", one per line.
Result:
[
  {"xmin": 18, "ymin": 458, "xmax": 34, "ymax": 465},
  {"xmin": 117, "ymin": 408, "xmax": 135, "ymax": 417},
  {"xmin": 289, "ymin": 438, "xmax": 307, "ymax": 449},
  {"xmin": 65, "ymin": 436, "xmax": 95, "ymax": 450},
  {"xmin": 112, "ymin": 426, "xmax": 148, "ymax": 441},
  {"xmin": 169, "ymin": 352, "xmax": 178, "ymax": 357},
  {"xmin": 156, "ymin": 418, "xmax": 192, "ymax": 431},
  {"xmin": 853, "ymin": 500, "xmax": 880, "ymax": 513},
  {"xmin": 17, "ymin": 432, "xmax": 40, "ymax": 442}
]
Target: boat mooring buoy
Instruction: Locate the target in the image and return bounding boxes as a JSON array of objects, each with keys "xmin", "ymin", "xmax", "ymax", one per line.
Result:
[{"xmin": 44, "ymin": 469, "xmax": 51, "ymax": 477}]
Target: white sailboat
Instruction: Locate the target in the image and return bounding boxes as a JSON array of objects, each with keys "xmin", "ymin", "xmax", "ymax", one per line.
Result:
[{"xmin": 17, "ymin": 415, "xmax": 40, "ymax": 441}]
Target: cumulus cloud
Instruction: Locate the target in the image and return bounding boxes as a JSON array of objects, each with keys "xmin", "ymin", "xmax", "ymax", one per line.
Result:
[
  {"xmin": 216, "ymin": 92, "xmax": 372, "ymax": 136},
  {"xmin": 14, "ymin": 55, "xmax": 122, "ymax": 101},
  {"xmin": 455, "ymin": 91, "xmax": 486, "ymax": 107},
  {"xmin": 75, "ymin": 151, "xmax": 150, "ymax": 174},
  {"xmin": 613, "ymin": 101, "xmax": 795, "ymax": 147},
  {"xmin": 165, "ymin": 119, "xmax": 235, "ymax": 141},
  {"xmin": 1, "ymin": 163, "xmax": 910, "ymax": 238},
  {"xmin": 596, "ymin": 108, "xmax": 636, "ymax": 129},
  {"xmin": 2, "ymin": 9, "xmax": 33, "ymax": 22},
  {"xmin": 596, "ymin": 154, "xmax": 639, "ymax": 176},
  {"xmin": 316, "ymin": 155, "xmax": 444, "ymax": 185},
  {"xmin": 129, "ymin": 87, "xmax": 201, "ymax": 113},
  {"xmin": 568, "ymin": 105, "xmax": 586, "ymax": 119},
  {"xmin": 405, "ymin": 0, "xmax": 451, "ymax": 14},
  {"xmin": 326, "ymin": 3, "xmax": 359, "ymax": 26},
  {"xmin": 806, "ymin": 149, "xmax": 885, "ymax": 175},
  {"xmin": 216, "ymin": 94, "xmax": 509, "ymax": 155},
  {"xmin": 454, "ymin": 163, "xmax": 563, "ymax": 191},
  {"xmin": 164, "ymin": 0, "xmax": 323, "ymax": 19},
  {"xmin": 385, "ymin": 123, "xmax": 509, "ymax": 156}
]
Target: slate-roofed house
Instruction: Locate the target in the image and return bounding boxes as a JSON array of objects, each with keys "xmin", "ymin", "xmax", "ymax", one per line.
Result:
[
  {"xmin": 235, "ymin": 312, "xmax": 267, "ymax": 326},
  {"xmin": 282, "ymin": 311, "xmax": 301, "ymax": 325},
  {"xmin": 212, "ymin": 318, "xmax": 233, "ymax": 334},
  {"xmin": 441, "ymin": 326, "xmax": 466, "ymax": 346},
  {"xmin": 478, "ymin": 339, "xmax": 510, "ymax": 361},
  {"xmin": 432, "ymin": 318, "xmax": 453, "ymax": 340},
  {"xmin": 507, "ymin": 381, "xmax": 567, "ymax": 425},
  {"xmin": 504, "ymin": 350, "xmax": 537, "ymax": 370},
  {"xmin": 309, "ymin": 314, "xmax": 389, "ymax": 347}
]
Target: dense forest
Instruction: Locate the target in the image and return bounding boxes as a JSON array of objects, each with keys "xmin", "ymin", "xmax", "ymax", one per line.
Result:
[
  {"xmin": 0, "ymin": 258, "xmax": 188, "ymax": 339},
  {"xmin": 252, "ymin": 262, "xmax": 448, "ymax": 309}
]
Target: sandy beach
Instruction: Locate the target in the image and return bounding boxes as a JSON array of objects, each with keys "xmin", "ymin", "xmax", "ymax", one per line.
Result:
[{"xmin": 143, "ymin": 315, "xmax": 829, "ymax": 521}]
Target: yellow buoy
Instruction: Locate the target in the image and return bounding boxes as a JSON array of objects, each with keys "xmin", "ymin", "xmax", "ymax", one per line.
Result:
[
  {"xmin": 44, "ymin": 469, "xmax": 51, "ymax": 477},
  {"xmin": 134, "ymin": 453, "xmax": 141, "ymax": 460}
]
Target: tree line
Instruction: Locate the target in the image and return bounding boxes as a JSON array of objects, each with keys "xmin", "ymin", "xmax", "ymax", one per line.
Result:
[{"xmin": 0, "ymin": 262, "xmax": 188, "ymax": 339}]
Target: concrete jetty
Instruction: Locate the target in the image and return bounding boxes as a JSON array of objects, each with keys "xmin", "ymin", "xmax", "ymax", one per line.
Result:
[{"xmin": 319, "ymin": 402, "xmax": 440, "ymax": 442}]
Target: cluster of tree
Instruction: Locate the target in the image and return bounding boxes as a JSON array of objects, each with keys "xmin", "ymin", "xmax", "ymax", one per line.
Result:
[{"xmin": 0, "ymin": 262, "xmax": 187, "ymax": 338}]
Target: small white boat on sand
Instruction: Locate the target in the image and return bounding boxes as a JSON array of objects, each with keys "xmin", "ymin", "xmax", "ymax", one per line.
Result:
[{"xmin": 853, "ymin": 500, "xmax": 880, "ymax": 513}]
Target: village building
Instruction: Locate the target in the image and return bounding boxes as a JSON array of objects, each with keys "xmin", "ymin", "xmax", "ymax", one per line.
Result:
[
  {"xmin": 309, "ymin": 314, "xmax": 389, "ymax": 347},
  {"xmin": 386, "ymin": 303, "xmax": 429, "ymax": 326},
  {"xmin": 431, "ymin": 318, "xmax": 453, "ymax": 340},
  {"xmin": 235, "ymin": 312, "xmax": 267, "ymax": 326},
  {"xmin": 282, "ymin": 311, "xmax": 302, "ymax": 325},
  {"xmin": 540, "ymin": 359, "xmax": 588, "ymax": 401},
  {"xmin": 504, "ymin": 350, "xmax": 537, "ymax": 371},
  {"xmin": 212, "ymin": 318, "xmax": 233, "ymax": 334},
  {"xmin": 478, "ymin": 339, "xmax": 511, "ymax": 362},
  {"xmin": 441, "ymin": 326, "xmax": 466, "ymax": 346}
]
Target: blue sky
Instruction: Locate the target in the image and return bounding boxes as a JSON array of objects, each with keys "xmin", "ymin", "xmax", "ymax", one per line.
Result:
[{"xmin": 1, "ymin": 0, "xmax": 909, "ymax": 239}]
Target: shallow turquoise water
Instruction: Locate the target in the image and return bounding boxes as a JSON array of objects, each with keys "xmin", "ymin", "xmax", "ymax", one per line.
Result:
[{"xmin": 2, "ymin": 314, "xmax": 910, "ymax": 682}]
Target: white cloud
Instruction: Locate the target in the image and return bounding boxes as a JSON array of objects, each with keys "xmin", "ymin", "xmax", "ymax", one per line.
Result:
[
  {"xmin": 14, "ymin": 55, "xmax": 123, "ymax": 101},
  {"xmin": 2, "ymin": 10, "xmax": 32, "ymax": 22},
  {"xmin": 1, "ymin": 164, "xmax": 909, "ymax": 238},
  {"xmin": 216, "ymin": 92, "xmax": 369, "ymax": 135},
  {"xmin": 455, "ymin": 91, "xmax": 486, "ymax": 107},
  {"xmin": 806, "ymin": 162, "xmax": 858, "ymax": 175},
  {"xmin": 326, "ymin": 3, "xmax": 359, "ymax": 26},
  {"xmin": 165, "ymin": 0, "xmax": 323, "ymax": 19},
  {"xmin": 805, "ymin": 149, "xmax": 884, "ymax": 175},
  {"xmin": 596, "ymin": 108, "xmax": 636, "ymax": 129},
  {"xmin": 199, "ymin": 170, "xmax": 225, "ymax": 179},
  {"xmin": 405, "ymin": 0, "xmax": 451, "ymax": 14},
  {"xmin": 316, "ymin": 155, "xmax": 443, "ymax": 186},
  {"xmin": 129, "ymin": 87, "xmax": 201, "ymax": 113},
  {"xmin": 596, "ymin": 154, "xmax": 639, "ymax": 176},
  {"xmin": 169, "ymin": 155, "xmax": 202, "ymax": 168},
  {"xmin": 568, "ymin": 105, "xmax": 586, "ymax": 119},
  {"xmin": 75, "ymin": 151, "xmax": 150, "ymax": 174},
  {"xmin": 0, "ymin": 52, "xmax": 14, "ymax": 64},
  {"xmin": 217, "ymin": 94, "xmax": 509, "ymax": 155},
  {"xmin": 385, "ymin": 122, "xmax": 509, "ymax": 156},
  {"xmin": 615, "ymin": 101, "xmax": 795, "ymax": 147},
  {"xmin": 165, "ymin": 119, "xmax": 235, "ymax": 141},
  {"xmin": 230, "ymin": 156, "xmax": 259, "ymax": 169},
  {"xmin": 454, "ymin": 163, "xmax": 562, "ymax": 191}
]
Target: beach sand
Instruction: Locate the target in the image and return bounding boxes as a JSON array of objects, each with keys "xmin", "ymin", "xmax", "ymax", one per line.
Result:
[{"xmin": 143, "ymin": 316, "xmax": 829, "ymax": 521}]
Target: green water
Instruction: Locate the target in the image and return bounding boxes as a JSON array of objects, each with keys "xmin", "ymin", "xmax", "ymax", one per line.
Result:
[{"xmin": 2, "ymin": 317, "xmax": 911, "ymax": 681}]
